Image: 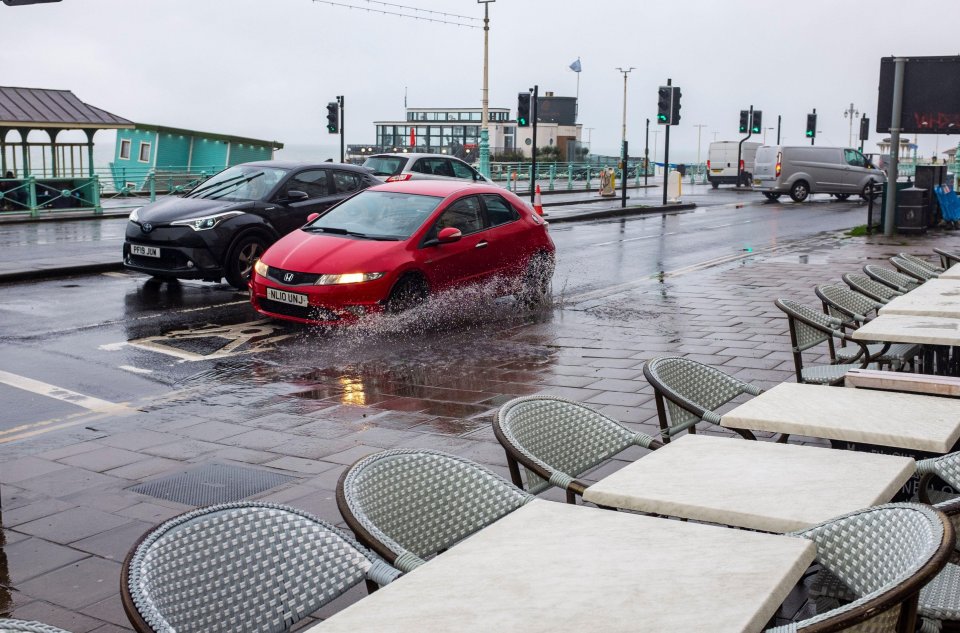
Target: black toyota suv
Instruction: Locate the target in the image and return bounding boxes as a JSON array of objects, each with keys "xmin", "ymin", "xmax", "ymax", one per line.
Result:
[{"xmin": 123, "ymin": 161, "xmax": 379, "ymax": 288}]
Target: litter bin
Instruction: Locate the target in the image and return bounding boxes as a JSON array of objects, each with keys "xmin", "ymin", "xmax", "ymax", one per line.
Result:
[
  {"xmin": 896, "ymin": 187, "xmax": 929, "ymax": 234},
  {"xmin": 915, "ymin": 165, "xmax": 947, "ymax": 225}
]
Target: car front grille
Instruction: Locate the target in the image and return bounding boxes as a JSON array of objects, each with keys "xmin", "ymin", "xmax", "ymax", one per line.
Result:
[
  {"xmin": 127, "ymin": 249, "xmax": 192, "ymax": 270},
  {"xmin": 265, "ymin": 266, "xmax": 321, "ymax": 286},
  {"xmin": 259, "ymin": 298, "xmax": 339, "ymax": 322}
]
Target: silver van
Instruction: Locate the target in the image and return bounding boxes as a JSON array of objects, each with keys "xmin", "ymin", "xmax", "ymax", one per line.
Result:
[{"xmin": 753, "ymin": 146, "xmax": 885, "ymax": 202}]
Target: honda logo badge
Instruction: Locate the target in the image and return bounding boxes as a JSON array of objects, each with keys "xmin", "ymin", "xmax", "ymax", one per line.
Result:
[{"xmin": 283, "ymin": 273, "xmax": 294, "ymax": 283}]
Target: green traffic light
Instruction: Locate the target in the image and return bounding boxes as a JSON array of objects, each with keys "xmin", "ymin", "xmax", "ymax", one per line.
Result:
[
  {"xmin": 805, "ymin": 130, "xmax": 813, "ymax": 137},
  {"xmin": 657, "ymin": 114, "xmax": 667, "ymax": 122},
  {"xmin": 518, "ymin": 117, "xmax": 527, "ymax": 126}
]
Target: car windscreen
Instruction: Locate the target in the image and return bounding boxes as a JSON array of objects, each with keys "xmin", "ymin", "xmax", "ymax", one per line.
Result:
[
  {"xmin": 304, "ymin": 190, "xmax": 442, "ymax": 240},
  {"xmin": 186, "ymin": 165, "xmax": 288, "ymax": 202},
  {"xmin": 362, "ymin": 156, "xmax": 408, "ymax": 177}
]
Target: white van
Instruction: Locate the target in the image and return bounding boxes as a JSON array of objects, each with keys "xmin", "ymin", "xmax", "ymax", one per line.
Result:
[
  {"xmin": 707, "ymin": 141, "xmax": 760, "ymax": 188},
  {"xmin": 753, "ymin": 145, "xmax": 885, "ymax": 202}
]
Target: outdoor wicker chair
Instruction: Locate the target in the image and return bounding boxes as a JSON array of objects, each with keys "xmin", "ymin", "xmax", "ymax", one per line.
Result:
[
  {"xmin": 801, "ymin": 498, "xmax": 960, "ymax": 633},
  {"xmin": 917, "ymin": 452, "xmax": 960, "ymax": 507},
  {"xmin": 934, "ymin": 248, "xmax": 960, "ymax": 269},
  {"xmin": 842, "ymin": 272, "xmax": 904, "ymax": 304},
  {"xmin": 494, "ymin": 395, "xmax": 663, "ymax": 502},
  {"xmin": 336, "ymin": 448, "xmax": 533, "ymax": 573},
  {"xmin": 892, "ymin": 255, "xmax": 940, "ymax": 283},
  {"xmin": 765, "ymin": 503, "xmax": 953, "ymax": 633},
  {"xmin": 0, "ymin": 622, "xmax": 72, "ymax": 633},
  {"xmin": 901, "ymin": 253, "xmax": 945, "ymax": 274},
  {"xmin": 864, "ymin": 264, "xmax": 922, "ymax": 293},
  {"xmin": 120, "ymin": 501, "xmax": 401, "ymax": 633},
  {"xmin": 642, "ymin": 356, "xmax": 763, "ymax": 442},
  {"xmin": 815, "ymin": 283, "xmax": 917, "ymax": 368},
  {"xmin": 775, "ymin": 298, "xmax": 871, "ymax": 385}
]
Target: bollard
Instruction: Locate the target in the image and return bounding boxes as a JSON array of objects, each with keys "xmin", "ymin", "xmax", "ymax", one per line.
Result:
[
  {"xmin": 92, "ymin": 175, "xmax": 102, "ymax": 214},
  {"xmin": 585, "ymin": 167, "xmax": 591, "ymax": 191},
  {"xmin": 549, "ymin": 164, "xmax": 556, "ymax": 191},
  {"xmin": 529, "ymin": 164, "xmax": 534, "ymax": 194},
  {"xmin": 26, "ymin": 175, "xmax": 38, "ymax": 217},
  {"xmin": 148, "ymin": 170, "xmax": 156, "ymax": 202},
  {"xmin": 567, "ymin": 164, "xmax": 573, "ymax": 190}
]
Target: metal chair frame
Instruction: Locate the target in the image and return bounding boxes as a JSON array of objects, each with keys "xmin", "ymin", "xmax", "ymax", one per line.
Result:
[{"xmin": 776, "ymin": 298, "xmax": 871, "ymax": 385}]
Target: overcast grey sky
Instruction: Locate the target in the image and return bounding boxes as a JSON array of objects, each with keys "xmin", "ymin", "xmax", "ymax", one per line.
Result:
[{"xmin": 3, "ymin": 0, "xmax": 955, "ymax": 161}]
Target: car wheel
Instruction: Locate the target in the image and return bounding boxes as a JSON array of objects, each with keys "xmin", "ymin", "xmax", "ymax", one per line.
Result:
[
  {"xmin": 762, "ymin": 192, "xmax": 781, "ymax": 201},
  {"xmin": 834, "ymin": 193, "xmax": 850, "ymax": 201},
  {"xmin": 789, "ymin": 181, "xmax": 810, "ymax": 203},
  {"xmin": 860, "ymin": 182, "xmax": 880, "ymax": 201},
  {"xmin": 225, "ymin": 234, "xmax": 267, "ymax": 290},
  {"xmin": 518, "ymin": 251, "xmax": 555, "ymax": 306},
  {"xmin": 385, "ymin": 274, "xmax": 429, "ymax": 313},
  {"xmin": 710, "ymin": 181, "xmax": 719, "ymax": 189}
]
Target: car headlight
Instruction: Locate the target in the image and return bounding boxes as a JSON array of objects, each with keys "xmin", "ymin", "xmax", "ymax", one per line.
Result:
[
  {"xmin": 171, "ymin": 211, "xmax": 244, "ymax": 231},
  {"xmin": 129, "ymin": 207, "xmax": 142, "ymax": 222},
  {"xmin": 315, "ymin": 272, "xmax": 385, "ymax": 285},
  {"xmin": 253, "ymin": 259, "xmax": 268, "ymax": 277}
]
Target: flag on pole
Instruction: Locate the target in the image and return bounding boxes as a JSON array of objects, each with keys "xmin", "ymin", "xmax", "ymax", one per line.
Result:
[{"xmin": 569, "ymin": 58, "xmax": 582, "ymax": 73}]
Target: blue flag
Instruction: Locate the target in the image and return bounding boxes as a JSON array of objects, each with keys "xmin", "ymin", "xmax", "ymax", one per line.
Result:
[{"xmin": 569, "ymin": 58, "xmax": 581, "ymax": 73}]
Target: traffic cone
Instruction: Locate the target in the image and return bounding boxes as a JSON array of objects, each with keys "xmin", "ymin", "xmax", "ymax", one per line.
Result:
[{"xmin": 533, "ymin": 184, "xmax": 544, "ymax": 216}]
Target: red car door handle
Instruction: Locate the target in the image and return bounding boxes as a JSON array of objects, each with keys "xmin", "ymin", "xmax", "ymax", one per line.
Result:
[{"xmin": 475, "ymin": 241, "xmax": 489, "ymax": 249}]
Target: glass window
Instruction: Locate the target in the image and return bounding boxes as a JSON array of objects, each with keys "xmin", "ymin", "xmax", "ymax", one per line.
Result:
[
  {"xmin": 433, "ymin": 196, "xmax": 483, "ymax": 236},
  {"xmin": 482, "ymin": 194, "xmax": 519, "ymax": 226},
  {"xmin": 186, "ymin": 165, "xmax": 288, "ymax": 202},
  {"xmin": 332, "ymin": 170, "xmax": 362, "ymax": 194},
  {"xmin": 363, "ymin": 155, "xmax": 408, "ymax": 176},
  {"xmin": 138, "ymin": 141, "xmax": 151, "ymax": 163},
  {"xmin": 418, "ymin": 158, "xmax": 454, "ymax": 177},
  {"xmin": 307, "ymin": 191, "xmax": 443, "ymax": 239},
  {"xmin": 844, "ymin": 149, "xmax": 866, "ymax": 167},
  {"xmin": 119, "ymin": 139, "xmax": 131, "ymax": 160},
  {"xmin": 290, "ymin": 169, "xmax": 330, "ymax": 198},
  {"xmin": 449, "ymin": 159, "xmax": 476, "ymax": 180}
]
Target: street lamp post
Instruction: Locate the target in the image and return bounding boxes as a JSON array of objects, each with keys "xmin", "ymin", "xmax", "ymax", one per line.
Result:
[
  {"xmin": 693, "ymin": 123, "xmax": 706, "ymax": 182},
  {"xmin": 477, "ymin": 0, "xmax": 495, "ymax": 179},
  {"xmin": 615, "ymin": 67, "xmax": 635, "ymax": 163},
  {"xmin": 843, "ymin": 102, "xmax": 860, "ymax": 147}
]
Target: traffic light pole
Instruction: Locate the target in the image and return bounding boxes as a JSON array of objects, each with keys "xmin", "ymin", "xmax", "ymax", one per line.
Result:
[
  {"xmin": 644, "ymin": 118, "xmax": 650, "ymax": 188},
  {"xmin": 883, "ymin": 58, "xmax": 906, "ymax": 237},
  {"xmin": 530, "ymin": 85, "xmax": 538, "ymax": 204},
  {"xmin": 662, "ymin": 78, "xmax": 671, "ymax": 206},
  {"xmin": 811, "ymin": 108, "xmax": 816, "ymax": 146},
  {"xmin": 621, "ymin": 141, "xmax": 628, "ymax": 208},
  {"xmin": 777, "ymin": 115, "xmax": 781, "ymax": 145},
  {"xmin": 338, "ymin": 95, "xmax": 345, "ymax": 163},
  {"xmin": 737, "ymin": 105, "xmax": 754, "ymax": 189}
]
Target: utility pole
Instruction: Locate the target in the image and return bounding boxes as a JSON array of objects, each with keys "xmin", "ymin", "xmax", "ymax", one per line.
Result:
[
  {"xmin": 884, "ymin": 58, "xmax": 906, "ymax": 237},
  {"xmin": 338, "ymin": 95, "xmax": 345, "ymax": 162},
  {"xmin": 644, "ymin": 118, "xmax": 650, "ymax": 187},
  {"xmin": 615, "ymin": 66, "xmax": 635, "ymax": 187},
  {"xmin": 777, "ymin": 114, "xmax": 781, "ymax": 145},
  {"xmin": 662, "ymin": 78, "xmax": 672, "ymax": 206},
  {"xmin": 477, "ymin": 0, "xmax": 495, "ymax": 178},
  {"xmin": 694, "ymin": 123, "xmax": 706, "ymax": 181},
  {"xmin": 843, "ymin": 102, "xmax": 860, "ymax": 147},
  {"xmin": 529, "ymin": 85, "xmax": 538, "ymax": 204}
]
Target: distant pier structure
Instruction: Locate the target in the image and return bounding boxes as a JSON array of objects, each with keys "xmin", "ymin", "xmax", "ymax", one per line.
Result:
[{"xmin": 0, "ymin": 85, "xmax": 133, "ymax": 215}]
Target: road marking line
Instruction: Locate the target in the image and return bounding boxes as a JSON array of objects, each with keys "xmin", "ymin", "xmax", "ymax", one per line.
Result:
[
  {"xmin": 0, "ymin": 369, "xmax": 131, "ymax": 415},
  {"xmin": 0, "ymin": 409, "xmax": 122, "ymax": 444},
  {"xmin": 101, "ymin": 271, "xmax": 132, "ymax": 278},
  {"xmin": 119, "ymin": 365, "xmax": 153, "ymax": 374}
]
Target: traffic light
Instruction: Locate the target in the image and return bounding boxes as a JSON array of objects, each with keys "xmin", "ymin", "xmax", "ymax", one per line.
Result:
[
  {"xmin": 859, "ymin": 116, "xmax": 870, "ymax": 141},
  {"xmin": 516, "ymin": 93, "xmax": 531, "ymax": 127},
  {"xmin": 750, "ymin": 110, "xmax": 762, "ymax": 134},
  {"xmin": 2, "ymin": 0, "xmax": 62, "ymax": 5},
  {"xmin": 739, "ymin": 110, "xmax": 749, "ymax": 134},
  {"xmin": 669, "ymin": 87, "xmax": 681, "ymax": 125},
  {"xmin": 806, "ymin": 113, "xmax": 817, "ymax": 139},
  {"xmin": 326, "ymin": 102, "xmax": 339, "ymax": 134},
  {"xmin": 657, "ymin": 86, "xmax": 671, "ymax": 124}
]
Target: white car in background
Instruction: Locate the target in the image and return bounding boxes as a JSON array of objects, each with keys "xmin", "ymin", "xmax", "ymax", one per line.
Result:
[{"xmin": 362, "ymin": 152, "xmax": 494, "ymax": 185}]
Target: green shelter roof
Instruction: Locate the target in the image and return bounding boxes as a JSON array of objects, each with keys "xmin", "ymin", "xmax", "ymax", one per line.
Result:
[{"xmin": 132, "ymin": 123, "xmax": 284, "ymax": 150}]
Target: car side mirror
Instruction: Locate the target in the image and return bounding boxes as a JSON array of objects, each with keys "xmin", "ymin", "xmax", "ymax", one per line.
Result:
[
  {"xmin": 306, "ymin": 213, "xmax": 320, "ymax": 223},
  {"xmin": 283, "ymin": 190, "xmax": 309, "ymax": 202},
  {"xmin": 437, "ymin": 227, "xmax": 462, "ymax": 243}
]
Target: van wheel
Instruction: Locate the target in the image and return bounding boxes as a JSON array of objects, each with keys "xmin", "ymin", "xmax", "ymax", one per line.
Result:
[
  {"xmin": 834, "ymin": 193, "xmax": 850, "ymax": 201},
  {"xmin": 710, "ymin": 181, "xmax": 719, "ymax": 189},
  {"xmin": 762, "ymin": 192, "xmax": 781, "ymax": 201},
  {"xmin": 860, "ymin": 182, "xmax": 880, "ymax": 201},
  {"xmin": 789, "ymin": 181, "xmax": 810, "ymax": 203}
]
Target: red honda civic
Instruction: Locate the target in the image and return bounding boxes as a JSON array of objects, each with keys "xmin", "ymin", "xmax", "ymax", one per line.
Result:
[{"xmin": 249, "ymin": 180, "xmax": 555, "ymax": 325}]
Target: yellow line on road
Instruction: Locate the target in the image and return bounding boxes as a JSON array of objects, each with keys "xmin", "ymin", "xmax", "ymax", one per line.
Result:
[{"xmin": 0, "ymin": 369, "xmax": 132, "ymax": 416}]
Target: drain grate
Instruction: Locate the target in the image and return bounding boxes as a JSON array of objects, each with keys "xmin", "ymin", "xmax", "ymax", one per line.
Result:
[{"xmin": 129, "ymin": 463, "xmax": 295, "ymax": 506}]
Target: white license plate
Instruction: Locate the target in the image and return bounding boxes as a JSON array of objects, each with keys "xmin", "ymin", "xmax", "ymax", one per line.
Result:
[
  {"xmin": 753, "ymin": 179, "xmax": 762, "ymax": 186},
  {"xmin": 131, "ymin": 244, "xmax": 160, "ymax": 258},
  {"xmin": 267, "ymin": 287, "xmax": 309, "ymax": 307}
]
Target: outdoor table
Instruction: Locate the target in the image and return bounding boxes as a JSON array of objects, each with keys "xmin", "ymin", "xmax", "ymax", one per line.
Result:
[
  {"xmin": 853, "ymin": 314, "xmax": 960, "ymax": 375},
  {"xmin": 720, "ymin": 382, "xmax": 960, "ymax": 454},
  {"xmin": 844, "ymin": 368, "xmax": 960, "ymax": 398},
  {"xmin": 938, "ymin": 263, "xmax": 960, "ymax": 280},
  {"xmin": 581, "ymin": 434, "xmax": 914, "ymax": 533},
  {"xmin": 879, "ymin": 279, "xmax": 960, "ymax": 318},
  {"xmin": 314, "ymin": 499, "xmax": 815, "ymax": 633}
]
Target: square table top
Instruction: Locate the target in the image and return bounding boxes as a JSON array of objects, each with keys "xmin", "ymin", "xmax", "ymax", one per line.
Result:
[
  {"xmin": 879, "ymin": 279, "xmax": 960, "ymax": 318},
  {"xmin": 939, "ymin": 263, "xmax": 960, "ymax": 280},
  {"xmin": 314, "ymin": 500, "xmax": 816, "ymax": 633},
  {"xmin": 720, "ymin": 382, "xmax": 960, "ymax": 453},
  {"xmin": 582, "ymin": 434, "xmax": 914, "ymax": 533},
  {"xmin": 853, "ymin": 313, "xmax": 960, "ymax": 346}
]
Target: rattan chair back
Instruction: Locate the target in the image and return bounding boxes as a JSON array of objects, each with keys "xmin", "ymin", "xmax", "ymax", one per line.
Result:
[
  {"xmin": 643, "ymin": 356, "xmax": 762, "ymax": 441},
  {"xmin": 891, "ymin": 255, "xmax": 939, "ymax": 282},
  {"xmin": 842, "ymin": 273, "xmax": 902, "ymax": 304},
  {"xmin": 120, "ymin": 502, "xmax": 399, "ymax": 633},
  {"xmin": 775, "ymin": 298, "xmax": 869, "ymax": 385},
  {"xmin": 899, "ymin": 253, "xmax": 944, "ymax": 273},
  {"xmin": 765, "ymin": 504, "xmax": 953, "ymax": 633},
  {"xmin": 864, "ymin": 265, "xmax": 921, "ymax": 293},
  {"xmin": 337, "ymin": 449, "xmax": 533, "ymax": 573},
  {"xmin": 934, "ymin": 248, "xmax": 960, "ymax": 269},
  {"xmin": 815, "ymin": 284, "xmax": 882, "ymax": 325},
  {"xmin": 0, "ymin": 622, "xmax": 73, "ymax": 633},
  {"xmin": 494, "ymin": 395, "xmax": 660, "ymax": 500}
]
